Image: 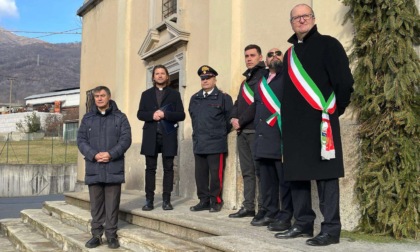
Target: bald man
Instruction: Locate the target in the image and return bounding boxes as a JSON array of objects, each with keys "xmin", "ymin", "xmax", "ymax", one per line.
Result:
[{"xmin": 275, "ymin": 4, "xmax": 354, "ymax": 246}]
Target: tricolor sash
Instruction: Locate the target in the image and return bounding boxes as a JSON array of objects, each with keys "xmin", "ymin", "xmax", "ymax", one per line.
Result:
[
  {"xmin": 258, "ymin": 77, "xmax": 281, "ymax": 132},
  {"xmin": 287, "ymin": 46, "xmax": 336, "ymax": 160},
  {"xmin": 241, "ymin": 81, "xmax": 254, "ymax": 105}
]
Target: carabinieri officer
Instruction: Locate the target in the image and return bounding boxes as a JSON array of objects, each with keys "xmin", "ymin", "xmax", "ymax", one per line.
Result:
[{"xmin": 188, "ymin": 65, "xmax": 233, "ymax": 212}]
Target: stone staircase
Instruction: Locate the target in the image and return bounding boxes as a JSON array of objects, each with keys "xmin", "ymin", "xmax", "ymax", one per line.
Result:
[
  {"xmin": 3, "ymin": 191, "xmax": 417, "ymax": 252},
  {"xmin": 0, "ymin": 191, "xmax": 301, "ymax": 251}
]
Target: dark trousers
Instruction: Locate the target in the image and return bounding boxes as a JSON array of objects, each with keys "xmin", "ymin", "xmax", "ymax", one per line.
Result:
[
  {"xmin": 88, "ymin": 183, "xmax": 121, "ymax": 239},
  {"xmin": 257, "ymin": 159, "xmax": 293, "ymax": 220},
  {"xmin": 145, "ymin": 155, "xmax": 174, "ymax": 201},
  {"xmin": 144, "ymin": 133, "xmax": 174, "ymax": 201},
  {"xmin": 194, "ymin": 153, "xmax": 225, "ymax": 204},
  {"xmin": 291, "ymin": 179, "xmax": 341, "ymax": 237},
  {"xmin": 237, "ymin": 132, "xmax": 263, "ymax": 211}
]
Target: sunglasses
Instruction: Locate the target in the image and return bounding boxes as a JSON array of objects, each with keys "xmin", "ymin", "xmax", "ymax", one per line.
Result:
[
  {"xmin": 267, "ymin": 51, "xmax": 282, "ymax": 58},
  {"xmin": 200, "ymin": 75, "xmax": 214, "ymax": 81}
]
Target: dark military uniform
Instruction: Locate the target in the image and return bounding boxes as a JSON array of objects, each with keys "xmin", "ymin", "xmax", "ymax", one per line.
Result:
[{"xmin": 189, "ymin": 66, "xmax": 233, "ymax": 209}]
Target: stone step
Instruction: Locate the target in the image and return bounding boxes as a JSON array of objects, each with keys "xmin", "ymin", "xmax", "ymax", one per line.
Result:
[
  {"xmin": 64, "ymin": 192, "xmax": 302, "ymax": 252},
  {"xmin": 0, "ymin": 233, "xmax": 16, "ymax": 252},
  {"xmin": 21, "ymin": 209, "xmax": 132, "ymax": 252},
  {"xmin": 43, "ymin": 201, "xmax": 209, "ymax": 252},
  {"xmin": 0, "ymin": 218, "xmax": 60, "ymax": 252},
  {"xmin": 43, "ymin": 201, "xmax": 92, "ymax": 234}
]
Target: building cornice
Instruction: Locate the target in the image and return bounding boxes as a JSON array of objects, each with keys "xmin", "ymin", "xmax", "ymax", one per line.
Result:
[
  {"xmin": 77, "ymin": 0, "xmax": 103, "ymax": 17},
  {"xmin": 138, "ymin": 20, "xmax": 190, "ymax": 61}
]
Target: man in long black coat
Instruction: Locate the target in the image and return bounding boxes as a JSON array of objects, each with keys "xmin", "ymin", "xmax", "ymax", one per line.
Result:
[
  {"xmin": 253, "ymin": 48, "xmax": 293, "ymax": 230},
  {"xmin": 137, "ymin": 65, "xmax": 185, "ymax": 211},
  {"xmin": 275, "ymin": 4, "xmax": 354, "ymax": 247}
]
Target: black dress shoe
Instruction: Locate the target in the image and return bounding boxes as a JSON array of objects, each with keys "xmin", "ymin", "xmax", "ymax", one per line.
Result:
[
  {"xmin": 107, "ymin": 237, "xmax": 120, "ymax": 249},
  {"xmin": 251, "ymin": 210, "xmax": 267, "ymax": 222},
  {"xmin": 142, "ymin": 200, "xmax": 154, "ymax": 211},
  {"xmin": 306, "ymin": 233, "xmax": 339, "ymax": 246},
  {"xmin": 209, "ymin": 202, "xmax": 223, "ymax": 212},
  {"xmin": 251, "ymin": 216, "xmax": 276, "ymax": 226},
  {"xmin": 162, "ymin": 200, "xmax": 174, "ymax": 210},
  {"xmin": 267, "ymin": 220, "xmax": 292, "ymax": 232},
  {"xmin": 85, "ymin": 236, "xmax": 102, "ymax": 248},
  {"xmin": 275, "ymin": 226, "xmax": 313, "ymax": 239},
  {"xmin": 190, "ymin": 201, "xmax": 210, "ymax": 211},
  {"xmin": 229, "ymin": 207, "xmax": 255, "ymax": 218}
]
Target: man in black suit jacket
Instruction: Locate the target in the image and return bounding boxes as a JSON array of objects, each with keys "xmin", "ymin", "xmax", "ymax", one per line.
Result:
[{"xmin": 137, "ymin": 65, "xmax": 185, "ymax": 211}]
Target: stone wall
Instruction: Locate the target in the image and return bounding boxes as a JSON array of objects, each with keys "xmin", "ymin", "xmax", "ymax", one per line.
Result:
[
  {"xmin": 0, "ymin": 164, "xmax": 77, "ymax": 197},
  {"xmin": 0, "ymin": 112, "xmax": 60, "ymax": 134}
]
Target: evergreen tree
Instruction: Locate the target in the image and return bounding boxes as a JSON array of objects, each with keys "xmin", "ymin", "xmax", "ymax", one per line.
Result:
[{"xmin": 342, "ymin": 0, "xmax": 420, "ymax": 239}]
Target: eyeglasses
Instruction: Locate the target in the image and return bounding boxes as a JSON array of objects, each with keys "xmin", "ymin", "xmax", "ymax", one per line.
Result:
[
  {"xmin": 290, "ymin": 14, "xmax": 314, "ymax": 23},
  {"xmin": 267, "ymin": 51, "xmax": 282, "ymax": 58},
  {"xmin": 200, "ymin": 75, "xmax": 214, "ymax": 81}
]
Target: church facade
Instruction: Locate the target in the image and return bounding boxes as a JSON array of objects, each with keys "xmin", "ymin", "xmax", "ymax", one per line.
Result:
[{"xmin": 76, "ymin": 0, "xmax": 359, "ymax": 230}]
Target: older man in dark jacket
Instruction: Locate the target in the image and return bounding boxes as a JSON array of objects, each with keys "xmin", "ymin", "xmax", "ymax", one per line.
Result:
[
  {"xmin": 77, "ymin": 86, "xmax": 132, "ymax": 249},
  {"xmin": 275, "ymin": 4, "xmax": 354, "ymax": 247},
  {"xmin": 189, "ymin": 65, "xmax": 233, "ymax": 212}
]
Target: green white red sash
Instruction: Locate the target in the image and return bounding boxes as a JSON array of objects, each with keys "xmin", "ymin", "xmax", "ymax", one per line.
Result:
[
  {"xmin": 287, "ymin": 46, "xmax": 336, "ymax": 160},
  {"xmin": 241, "ymin": 81, "xmax": 254, "ymax": 105},
  {"xmin": 258, "ymin": 77, "xmax": 281, "ymax": 131}
]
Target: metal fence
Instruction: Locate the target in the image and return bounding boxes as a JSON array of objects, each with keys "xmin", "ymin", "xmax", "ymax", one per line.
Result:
[{"xmin": 0, "ymin": 132, "xmax": 78, "ymax": 164}]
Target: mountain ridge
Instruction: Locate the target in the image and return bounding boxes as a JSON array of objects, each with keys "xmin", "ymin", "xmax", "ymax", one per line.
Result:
[
  {"xmin": 0, "ymin": 27, "xmax": 47, "ymax": 46},
  {"xmin": 0, "ymin": 27, "xmax": 80, "ymax": 105}
]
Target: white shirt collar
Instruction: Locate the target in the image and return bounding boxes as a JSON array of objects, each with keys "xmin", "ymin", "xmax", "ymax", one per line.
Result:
[{"xmin": 203, "ymin": 88, "xmax": 214, "ymax": 96}]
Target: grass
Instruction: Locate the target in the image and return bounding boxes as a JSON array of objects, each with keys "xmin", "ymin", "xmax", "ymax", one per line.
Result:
[
  {"xmin": 0, "ymin": 138, "xmax": 78, "ymax": 164},
  {"xmin": 341, "ymin": 230, "xmax": 418, "ymax": 244}
]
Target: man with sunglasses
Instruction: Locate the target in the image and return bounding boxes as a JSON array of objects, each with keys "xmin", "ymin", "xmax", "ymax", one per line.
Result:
[
  {"xmin": 189, "ymin": 65, "xmax": 233, "ymax": 212},
  {"xmin": 252, "ymin": 48, "xmax": 294, "ymax": 232},
  {"xmin": 229, "ymin": 44, "xmax": 268, "ymax": 225},
  {"xmin": 275, "ymin": 4, "xmax": 354, "ymax": 246}
]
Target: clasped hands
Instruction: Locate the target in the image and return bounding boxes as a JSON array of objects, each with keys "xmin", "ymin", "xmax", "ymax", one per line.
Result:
[
  {"xmin": 95, "ymin": 152, "xmax": 111, "ymax": 163},
  {"xmin": 153, "ymin": 110, "xmax": 165, "ymax": 121}
]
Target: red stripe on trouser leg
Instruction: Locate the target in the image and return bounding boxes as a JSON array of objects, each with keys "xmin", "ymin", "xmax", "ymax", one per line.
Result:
[{"xmin": 216, "ymin": 153, "xmax": 224, "ymax": 204}]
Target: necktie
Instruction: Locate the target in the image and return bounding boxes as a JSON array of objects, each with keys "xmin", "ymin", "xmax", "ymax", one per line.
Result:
[{"xmin": 204, "ymin": 92, "xmax": 208, "ymax": 98}]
